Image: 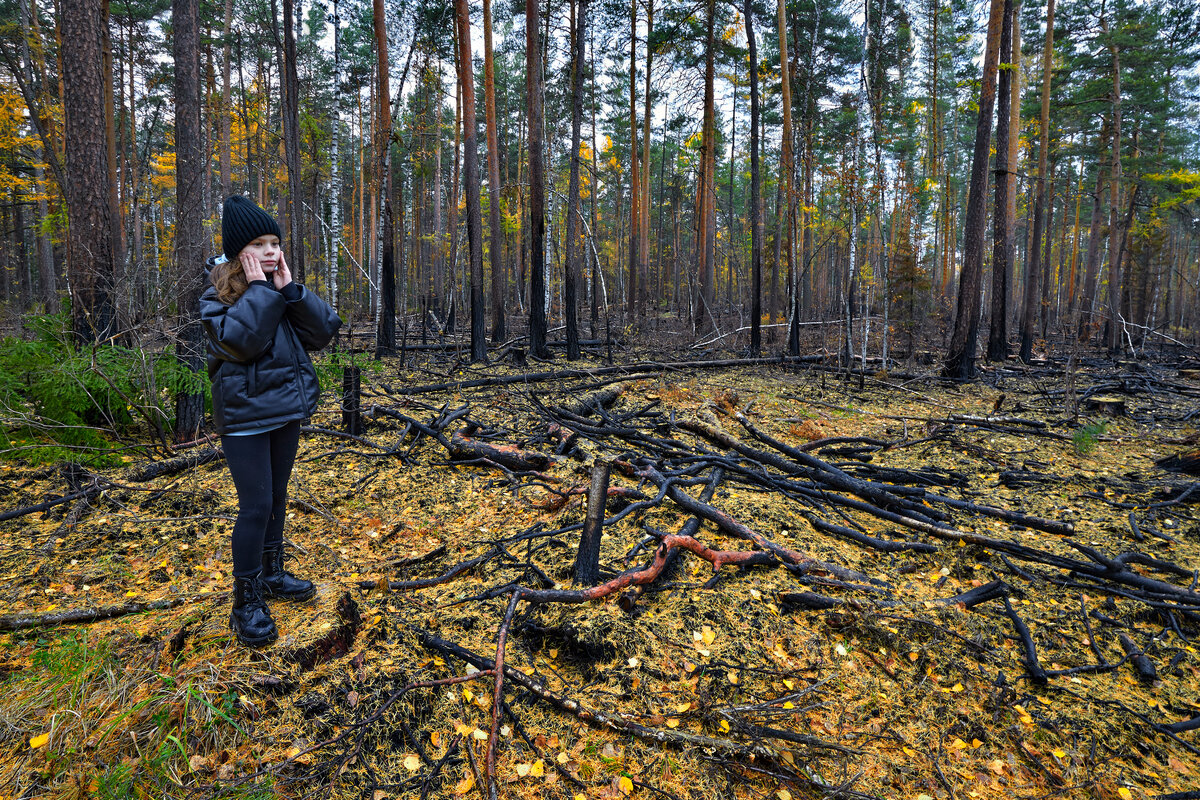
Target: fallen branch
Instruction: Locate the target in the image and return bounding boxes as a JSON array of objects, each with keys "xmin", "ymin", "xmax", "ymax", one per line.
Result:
[{"xmin": 0, "ymin": 597, "xmax": 195, "ymax": 632}]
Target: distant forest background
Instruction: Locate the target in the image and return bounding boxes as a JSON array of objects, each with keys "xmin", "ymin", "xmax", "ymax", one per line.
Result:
[{"xmin": 0, "ymin": 0, "xmax": 1199, "ymax": 441}]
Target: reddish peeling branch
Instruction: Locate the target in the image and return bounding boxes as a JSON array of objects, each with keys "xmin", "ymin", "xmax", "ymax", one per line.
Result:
[
  {"xmin": 515, "ymin": 533, "xmax": 776, "ymax": 605},
  {"xmin": 626, "ymin": 460, "xmax": 868, "ymax": 582},
  {"xmin": 449, "ymin": 431, "xmax": 550, "ymax": 472}
]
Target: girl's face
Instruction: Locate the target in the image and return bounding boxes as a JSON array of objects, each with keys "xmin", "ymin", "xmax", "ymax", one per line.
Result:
[{"xmin": 240, "ymin": 235, "xmax": 281, "ymax": 272}]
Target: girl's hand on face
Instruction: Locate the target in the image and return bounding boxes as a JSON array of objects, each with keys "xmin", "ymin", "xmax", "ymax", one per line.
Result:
[
  {"xmin": 273, "ymin": 251, "xmax": 293, "ymax": 290},
  {"xmin": 239, "ymin": 251, "xmax": 267, "ymax": 283}
]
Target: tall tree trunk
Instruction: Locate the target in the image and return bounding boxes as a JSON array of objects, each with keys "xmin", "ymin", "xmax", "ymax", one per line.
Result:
[
  {"xmin": 1004, "ymin": 12, "xmax": 1020, "ymax": 337},
  {"xmin": 526, "ymin": 0, "xmax": 548, "ymax": 357},
  {"xmin": 101, "ymin": 0, "xmax": 125, "ymax": 305},
  {"xmin": 62, "ymin": 0, "xmax": 116, "ymax": 343},
  {"xmin": 627, "ymin": 0, "xmax": 640, "ymax": 320},
  {"xmin": 278, "ymin": 0, "xmax": 304, "ymax": 284},
  {"xmin": 986, "ymin": 0, "xmax": 1016, "ymax": 362},
  {"xmin": 697, "ymin": 0, "xmax": 717, "ymax": 328},
  {"xmin": 373, "ymin": 0, "xmax": 395, "ymax": 355},
  {"xmin": 640, "ymin": 0, "xmax": 653, "ymax": 318},
  {"xmin": 484, "ymin": 0, "xmax": 505, "ymax": 342},
  {"xmin": 220, "ymin": 0, "xmax": 233, "ymax": 197},
  {"xmin": 455, "ymin": 0, "xmax": 485, "ymax": 362},
  {"xmin": 328, "ymin": 0, "xmax": 341, "ymax": 312},
  {"xmin": 943, "ymin": 0, "xmax": 1006, "ymax": 379},
  {"xmin": 1019, "ymin": 0, "xmax": 1054, "ymax": 363},
  {"xmin": 746, "ymin": 0, "xmax": 762, "ymax": 356},
  {"xmin": 1103, "ymin": 16, "xmax": 1123, "ymax": 354},
  {"xmin": 173, "ymin": 0, "xmax": 205, "ymax": 439},
  {"xmin": 776, "ymin": 0, "xmax": 795, "ymax": 352},
  {"xmin": 19, "ymin": 0, "xmax": 57, "ymax": 304},
  {"xmin": 564, "ymin": 0, "xmax": 587, "ymax": 360}
]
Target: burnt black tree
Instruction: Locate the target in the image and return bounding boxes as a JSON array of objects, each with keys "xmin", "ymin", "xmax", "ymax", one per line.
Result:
[
  {"xmin": 944, "ymin": 0, "xmax": 1006, "ymax": 379},
  {"xmin": 527, "ymin": 0, "xmax": 548, "ymax": 358},
  {"xmin": 456, "ymin": 0, "xmax": 486, "ymax": 362},
  {"xmin": 563, "ymin": 0, "xmax": 587, "ymax": 361}
]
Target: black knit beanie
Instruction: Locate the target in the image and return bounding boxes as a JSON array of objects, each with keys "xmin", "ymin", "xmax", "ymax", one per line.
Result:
[{"xmin": 221, "ymin": 195, "xmax": 282, "ymax": 261}]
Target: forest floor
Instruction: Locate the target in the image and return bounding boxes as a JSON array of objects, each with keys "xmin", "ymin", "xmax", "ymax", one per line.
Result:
[{"xmin": 1, "ymin": 345, "xmax": 1199, "ymax": 800}]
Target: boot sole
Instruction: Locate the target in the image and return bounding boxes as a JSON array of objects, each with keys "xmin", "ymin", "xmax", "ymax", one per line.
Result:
[
  {"xmin": 230, "ymin": 614, "xmax": 279, "ymax": 647},
  {"xmin": 263, "ymin": 585, "xmax": 316, "ymax": 602}
]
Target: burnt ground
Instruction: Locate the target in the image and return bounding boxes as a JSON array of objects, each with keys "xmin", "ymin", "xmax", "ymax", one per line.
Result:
[{"xmin": 1, "ymin": 350, "xmax": 1199, "ymax": 800}]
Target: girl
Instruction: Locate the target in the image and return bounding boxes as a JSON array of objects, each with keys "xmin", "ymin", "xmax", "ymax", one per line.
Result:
[{"xmin": 200, "ymin": 195, "xmax": 342, "ymax": 647}]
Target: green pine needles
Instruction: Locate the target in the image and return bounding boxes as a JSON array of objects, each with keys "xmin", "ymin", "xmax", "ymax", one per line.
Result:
[{"xmin": 0, "ymin": 311, "xmax": 209, "ymax": 466}]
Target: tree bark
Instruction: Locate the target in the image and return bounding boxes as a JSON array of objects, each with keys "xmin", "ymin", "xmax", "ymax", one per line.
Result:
[
  {"xmin": 1020, "ymin": 0, "xmax": 1055, "ymax": 363},
  {"xmin": 746, "ymin": 0, "xmax": 762, "ymax": 357},
  {"xmin": 279, "ymin": 0, "xmax": 304, "ymax": 284},
  {"xmin": 456, "ymin": 0, "xmax": 486, "ymax": 363},
  {"xmin": 526, "ymin": 0, "xmax": 548, "ymax": 357},
  {"xmin": 943, "ymin": 0, "xmax": 1006, "ymax": 379},
  {"xmin": 627, "ymin": 0, "xmax": 640, "ymax": 320},
  {"xmin": 986, "ymin": 0, "xmax": 1016, "ymax": 362},
  {"xmin": 484, "ymin": 0, "xmax": 505, "ymax": 342},
  {"xmin": 61, "ymin": 0, "xmax": 117, "ymax": 344},
  {"xmin": 564, "ymin": 0, "xmax": 587, "ymax": 361},
  {"xmin": 373, "ymin": 0, "xmax": 395, "ymax": 356},
  {"xmin": 220, "ymin": 0, "xmax": 233, "ymax": 198},
  {"xmin": 1103, "ymin": 16, "xmax": 1123, "ymax": 354},
  {"xmin": 776, "ymin": 0, "xmax": 795, "ymax": 352},
  {"xmin": 173, "ymin": 0, "xmax": 206, "ymax": 440}
]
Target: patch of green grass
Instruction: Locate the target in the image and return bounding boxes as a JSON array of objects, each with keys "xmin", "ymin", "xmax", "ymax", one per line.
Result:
[
  {"xmin": 0, "ymin": 633, "xmax": 254, "ymax": 798},
  {"xmin": 1072, "ymin": 419, "xmax": 1110, "ymax": 455}
]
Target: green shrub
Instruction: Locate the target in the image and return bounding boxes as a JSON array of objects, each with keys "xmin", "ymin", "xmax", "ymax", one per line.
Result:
[
  {"xmin": 0, "ymin": 311, "xmax": 209, "ymax": 466},
  {"xmin": 312, "ymin": 346, "xmax": 383, "ymax": 395},
  {"xmin": 1072, "ymin": 419, "xmax": 1109, "ymax": 455}
]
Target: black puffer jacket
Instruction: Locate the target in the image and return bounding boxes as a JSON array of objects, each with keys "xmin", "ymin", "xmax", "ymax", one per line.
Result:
[{"xmin": 200, "ymin": 259, "xmax": 343, "ymax": 434}]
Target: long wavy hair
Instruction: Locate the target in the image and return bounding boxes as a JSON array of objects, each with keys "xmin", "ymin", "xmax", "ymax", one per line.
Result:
[{"xmin": 210, "ymin": 258, "xmax": 248, "ymax": 305}]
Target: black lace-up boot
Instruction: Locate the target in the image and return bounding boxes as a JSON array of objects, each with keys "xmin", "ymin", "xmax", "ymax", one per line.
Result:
[
  {"xmin": 261, "ymin": 545, "xmax": 316, "ymax": 601},
  {"xmin": 230, "ymin": 573, "xmax": 277, "ymax": 647}
]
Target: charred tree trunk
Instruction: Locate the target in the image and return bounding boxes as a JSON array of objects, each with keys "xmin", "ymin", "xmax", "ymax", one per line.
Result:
[{"xmin": 943, "ymin": 0, "xmax": 1006, "ymax": 379}]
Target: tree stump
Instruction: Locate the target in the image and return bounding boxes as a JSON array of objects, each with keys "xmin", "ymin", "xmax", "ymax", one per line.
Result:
[
  {"xmin": 574, "ymin": 460, "xmax": 610, "ymax": 587},
  {"xmin": 1085, "ymin": 396, "xmax": 1126, "ymax": 416}
]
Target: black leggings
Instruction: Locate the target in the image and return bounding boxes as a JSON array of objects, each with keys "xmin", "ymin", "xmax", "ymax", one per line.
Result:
[{"xmin": 222, "ymin": 420, "xmax": 302, "ymax": 577}]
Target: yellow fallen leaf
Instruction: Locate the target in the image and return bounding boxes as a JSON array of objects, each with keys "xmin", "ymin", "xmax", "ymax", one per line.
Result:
[
  {"xmin": 530, "ymin": 759, "xmax": 544, "ymax": 777},
  {"xmin": 430, "ymin": 731, "xmax": 441, "ymax": 747},
  {"xmin": 29, "ymin": 732, "xmax": 50, "ymax": 749},
  {"xmin": 951, "ymin": 683, "xmax": 964, "ymax": 692},
  {"xmin": 949, "ymin": 737, "xmax": 968, "ymax": 750},
  {"xmin": 462, "ymin": 689, "xmax": 474, "ymax": 703},
  {"xmin": 454, "ymin": 775, "xmax": 475, "ymax": 794},
  {"xmin": 557, "ymin": 752, "xmax": 570, "ymax": 764},
  {"xmin": 1118, "ymin": 789, "xmax": 1133, "ymax": 800},
  {"xmin": 783, "ymin": 679, "xmax": 795, "ymax": 689},
  {"xmin": 902, "ymin": 746, "xmax": 917, "ymax": 757},
  {"xmin": 719, "ymin": 719, "xmax": 730, "ymax": 733},
  {"xmin": 516, "ymin": 763, "xmax": 531, "ymax": 778},
  {"xmin": 777, "ymin": 791, "xmax": 792, "ymax": 800},
  {"xmin": 403, "ymin": 754, "xmax": 421, "ymax": 772},
  {"xmin": 727, "ymin": 671, "xmax": 739, "ymax": 684},
  {"xmin": 472, "ymin": 729, "xmax": 488, "ymax": 741},
  {"xmin": 782, "ymin": 701, "xmax": 795, "ymax": 709},
  {"xmin": 701, "ymin": 626, "xmax": 716, "ymax": 645},
  {"xmin": 667, "ymin": 718, "xmax": 680, "ymax": 728},
  {"xmin": 675, "ymin": 702, "xmax": 691, "ymax": 713},
  {"xmin": 1052, "ymin": 748, "xmax": 1066, "ymax": 758},
  {"xmin": 619, "ymin": 775, "xmax": 634, "ymax": 794}
]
